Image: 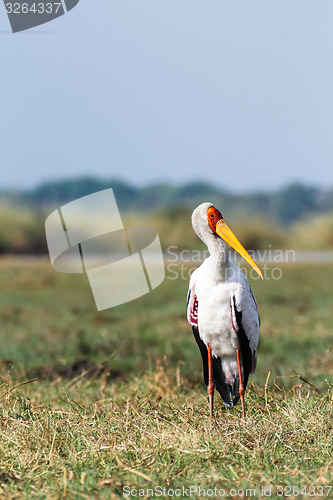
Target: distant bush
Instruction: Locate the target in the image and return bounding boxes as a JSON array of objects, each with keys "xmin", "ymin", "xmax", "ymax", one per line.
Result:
[
  {"xmin": 146, "ymin": 209, "xmax": 287, "ymax": 252},
  {"xmin": 291, "ymin": 213, "xmax": 333, "ymax": 250},
  {"xmin": 227, "ymin": 218, "xmax": 287, "ymax": 251},
  {"xmin": 0, "ymin": 202, "xmax": 332, "ymax": 255},
  {"xmin": 148, "ymin": 207, "xmax": 198, "ymax": 251},
  {"xmin": 0, "ymin": 205, "xmax": 46, "ymax": 254}
]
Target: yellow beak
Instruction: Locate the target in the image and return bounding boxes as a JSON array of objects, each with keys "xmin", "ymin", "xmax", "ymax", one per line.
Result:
[{"xmin": 215, "ymin": 219, "xmax": 264, "ymax": 279}]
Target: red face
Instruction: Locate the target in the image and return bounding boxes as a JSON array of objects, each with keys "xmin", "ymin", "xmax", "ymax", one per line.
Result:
[{"xmin": 207, "ymin": 206, "xmax": 223, "ymax": 232}]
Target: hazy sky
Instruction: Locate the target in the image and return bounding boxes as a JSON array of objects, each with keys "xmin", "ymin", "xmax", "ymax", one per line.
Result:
[{"xmin": 1, "ymin": 1, "xmax": 333, "ymax": 192}]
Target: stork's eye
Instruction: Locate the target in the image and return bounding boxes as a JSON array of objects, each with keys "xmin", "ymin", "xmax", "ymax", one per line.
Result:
[{"xmin": 210, "ymin": 213, "xmax": 214, "ymax": 218}]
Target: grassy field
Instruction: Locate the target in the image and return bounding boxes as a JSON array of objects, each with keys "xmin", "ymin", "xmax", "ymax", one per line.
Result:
[{"xmin": 0, "ymin": 257, "xmax": 332, "ymax": 499}]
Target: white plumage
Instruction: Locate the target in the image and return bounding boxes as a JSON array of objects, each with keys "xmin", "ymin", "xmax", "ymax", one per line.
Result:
[{"xmin": 187, "ymin": 202, "xmax": 263, "ymax": 416}]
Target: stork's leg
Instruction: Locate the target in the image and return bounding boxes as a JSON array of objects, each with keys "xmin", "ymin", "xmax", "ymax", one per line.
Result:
[
  {"xmin": 236, "ymin": 348, "xmax": 246, "ymax": 420},
  {"xmin": 207, "ymin": 343, "xmax": 214, "ymax": 418}
]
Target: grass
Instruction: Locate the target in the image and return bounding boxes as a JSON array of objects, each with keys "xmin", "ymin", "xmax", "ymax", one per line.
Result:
[{"xmin": 0, "ymin": 257, "xmax": 332, "ymax": 498}]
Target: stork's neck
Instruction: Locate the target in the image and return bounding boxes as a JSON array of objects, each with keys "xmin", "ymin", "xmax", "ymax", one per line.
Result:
[{"xmin": 207, "ymin": 236, "xmax": 229, "ymax": 281}]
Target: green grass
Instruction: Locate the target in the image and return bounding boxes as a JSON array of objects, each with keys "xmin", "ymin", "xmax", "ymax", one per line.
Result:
[{"xmin": 0, "ymin": 258, "xmax": 332, "ymax": 498}]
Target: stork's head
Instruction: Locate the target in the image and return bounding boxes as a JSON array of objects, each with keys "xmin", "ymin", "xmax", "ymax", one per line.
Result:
[{"xmin": 192, "ymin": 202, "xmax": 264, "ymax": 279}]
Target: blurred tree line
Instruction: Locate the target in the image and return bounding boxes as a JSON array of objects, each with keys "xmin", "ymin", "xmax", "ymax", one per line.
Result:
[
  {"xmin": 2, "ymin": 177, "xmax": 332, "ymax": 222},
  {"xmin": 0, "ymin": 177, "xmax": 332, "ymax": 253}
]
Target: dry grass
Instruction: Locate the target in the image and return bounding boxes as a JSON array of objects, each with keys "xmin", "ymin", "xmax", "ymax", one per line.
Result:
[
  {"xmin": 0, "ymin": 258, "xmax": 332, "ymax": 498},
  {"xmin": 0, "ymin": 363, "xmax": 332, "ymax": 499}
]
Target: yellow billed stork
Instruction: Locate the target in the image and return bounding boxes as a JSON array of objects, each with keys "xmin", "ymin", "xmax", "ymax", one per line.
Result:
[{"xmin": 187, "ymin": 203, "xmax": 264, "ymax": 419}]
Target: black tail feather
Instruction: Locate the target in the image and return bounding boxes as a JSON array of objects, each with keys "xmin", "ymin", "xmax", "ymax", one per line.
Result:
[
  {"xmin": 192, "ymin": 326, "xmax": 240, "ymax": 409},
  {"xmin": 232, "ymin": 296, "xmax": 253, "ymax": 392},
  {"xmin": 212, "ymin": 354, "xmax": 236, "ymax": 409}
]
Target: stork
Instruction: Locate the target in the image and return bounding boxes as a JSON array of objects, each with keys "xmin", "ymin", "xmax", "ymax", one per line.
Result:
[{"xmin": 187, "ymin": 203, "xmax": 264, "ymax": 419}]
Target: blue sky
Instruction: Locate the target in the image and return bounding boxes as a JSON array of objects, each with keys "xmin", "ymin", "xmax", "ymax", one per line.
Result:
[{"xmin": 1, "ymin": 0, "xmax": 333, "ymax": 192}]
